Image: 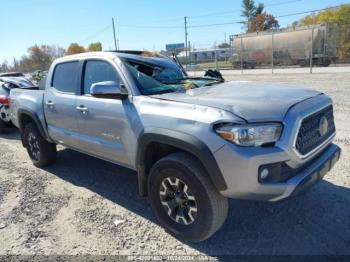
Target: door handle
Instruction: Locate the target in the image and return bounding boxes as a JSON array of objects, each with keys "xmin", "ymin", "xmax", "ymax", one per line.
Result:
[
  {"xmin": 46, "ymin": 101, "xmax": 54, "ymax": 107},
  {"xmin": 76, "ymin": 106, "xmax": 88, "ymax": 113}
]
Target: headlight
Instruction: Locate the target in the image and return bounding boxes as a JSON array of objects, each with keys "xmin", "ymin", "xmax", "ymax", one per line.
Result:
[{"xmin": 215, "ymin": 123, "xmax": 282, "ymax": 147}]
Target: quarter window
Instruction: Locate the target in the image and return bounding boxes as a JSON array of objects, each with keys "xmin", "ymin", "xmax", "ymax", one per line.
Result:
[
  {"xmin": 52, "ymin": 62, "xmax": 79, "ymax": 93},
  {"xmin": 83, "ymin": 60, "xmax": 120, "ymax": 95}
]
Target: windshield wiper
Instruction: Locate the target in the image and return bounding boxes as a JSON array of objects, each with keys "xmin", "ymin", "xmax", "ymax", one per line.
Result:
[
  {"xmin": 203, "ymin": 81, "xmax": 219, "ymax": 87},
  {"xmin": 147, "ymin": 88, "xmax": 179, "ymax": 95},
  {"xmin": 159, "ymin": 77, "xmax": 219, "ymax": 84}
]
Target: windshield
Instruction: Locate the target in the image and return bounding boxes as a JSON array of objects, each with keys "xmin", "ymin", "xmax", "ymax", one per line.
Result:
[{"xmin": 122, "ymin": 58, "xmax": 219, "ymax": 95}]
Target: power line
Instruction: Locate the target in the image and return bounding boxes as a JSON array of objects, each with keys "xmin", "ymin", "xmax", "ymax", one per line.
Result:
[
  {"xmin": 112, "ymin": 0, "xmax": 304, "ymax": 29},
  {"xmin": 118, "ymin": 24, "xmax": 182, "ymax": 29},
  {"xmin": 80, "ymin": 24, "xmax": 112, "ymax": 44},
  {"xmin": 189, "ymin": 22, "xmax": 241, "ymax": 28},
  {"xmin": 115, "ymin": 0, "xmax": 302, "ymax": 24},
  {"xmin": 188, "ymin": 4, "xmax": 347, "ymax": 29},
  {"xmin": 276, "ymin": 5, "xmax": 345, "ymax": 18},
  {"xmin": 79, "ymin": 3, "xmax": 346, "ymax": 37},
  {"xmin": 187, "ymin": 0, "xmax": 303, "ymax": 19}
]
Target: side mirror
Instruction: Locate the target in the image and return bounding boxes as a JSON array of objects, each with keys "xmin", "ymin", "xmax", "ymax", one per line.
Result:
[{"xmin": 90, "ymin": 81, "xmax": 128, "ymax": 99}]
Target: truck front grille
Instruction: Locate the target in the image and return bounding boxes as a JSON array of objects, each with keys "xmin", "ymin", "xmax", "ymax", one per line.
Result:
[{"xmin": 295, "ymin": 105, "xmax": 335, "ymax": 156}]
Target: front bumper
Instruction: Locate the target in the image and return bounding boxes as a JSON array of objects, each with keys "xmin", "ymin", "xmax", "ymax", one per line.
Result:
[
  {"xmin": 215, "ymin": 143, "xmax": 341, "ymax": 201},
  {"xmin": 270, "ymin": 144, "xmax": 341, "ymax": 201}
]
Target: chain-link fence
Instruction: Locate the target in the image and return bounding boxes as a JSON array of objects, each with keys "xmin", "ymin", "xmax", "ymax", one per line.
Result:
[{"xmin": 184, "ymin": 23, "xmax": 350, "ymax": 73}]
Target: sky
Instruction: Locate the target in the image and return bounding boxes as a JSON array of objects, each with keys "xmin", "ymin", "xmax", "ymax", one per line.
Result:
[{"xmin": 0, "ymin": 0, "xmax": 347, "ymax": 63}]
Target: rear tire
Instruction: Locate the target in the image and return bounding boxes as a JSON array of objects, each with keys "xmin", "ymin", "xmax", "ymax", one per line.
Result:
[
  {"xmin": 148, "ymin": 152, "xmax": 228, "ymax": 242},
  {"xmin": 23, "ymin": 122, "xmax": 57, "ymax": 167}
]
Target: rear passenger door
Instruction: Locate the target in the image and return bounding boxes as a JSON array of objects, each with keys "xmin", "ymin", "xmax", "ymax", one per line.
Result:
[
  {"xmin": 44, "ymin": 61, "xmax": 81, "ymax": 149},
  {"xmin": 76, "ymin": 59, "xmax": 134, "ymax": 167}
]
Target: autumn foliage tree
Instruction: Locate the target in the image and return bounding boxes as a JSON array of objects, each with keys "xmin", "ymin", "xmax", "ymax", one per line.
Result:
[
  {"xmin": 0, "ymin": 41, "xmax": 104, "ymax": 73},
  {"xmin": 0, "ymin": 45, "xmax": 65, "ymax": 73},
  {"xmin": 67, "ymin": 42, "xmax": 103, "ymax": 54},
  {"xmin": 241, "ymin": 0, "xmax": 279, "ymax": 32},
  {"xmin": 87, "ymin": 42, "xmax": 103, "ymax": 52},
  {"xmin": 67, "ymin": 43, "xmax": 86, "ymax": 55},
  {"xmin": 249, "ymin": 13, "xmax": 279, "ymax": 32}
]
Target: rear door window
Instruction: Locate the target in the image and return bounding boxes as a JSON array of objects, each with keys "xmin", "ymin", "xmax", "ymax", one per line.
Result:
[{"xmin": 52, "ymin": 61, "xmax": 79, "ymax": 93}]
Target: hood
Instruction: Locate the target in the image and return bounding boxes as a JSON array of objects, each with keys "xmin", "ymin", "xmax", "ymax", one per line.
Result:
[{"xmin": 152, "ymin": 81, "xmax": 322, "ymax": 122}]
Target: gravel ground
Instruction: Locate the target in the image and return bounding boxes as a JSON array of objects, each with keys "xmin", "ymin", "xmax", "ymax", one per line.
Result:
[{"xmin": 0, "ymin": 73, "xmax": 349, "ymax": 256}]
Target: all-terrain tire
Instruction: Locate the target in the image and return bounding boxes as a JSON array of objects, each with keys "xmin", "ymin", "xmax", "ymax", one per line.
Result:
[
  {"xmin": 23, "ymin": 122, "xmax": 57, "ymax": 167},
  {"xmin": 148, "ymin": 152, "xmax": 228, "ymax": 242}
]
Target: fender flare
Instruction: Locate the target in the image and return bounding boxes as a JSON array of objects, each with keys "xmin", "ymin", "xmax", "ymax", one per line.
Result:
[
  {"xmin": 17, "ymin": 109, "xmax": 52, "ymax": 146},
  {"xmin": 136, "ymin": 127, "xmax": 227, "ymax": 196}
]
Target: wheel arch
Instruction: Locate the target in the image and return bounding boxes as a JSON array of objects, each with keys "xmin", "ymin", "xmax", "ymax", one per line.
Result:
[
  {"xmin": 136, "ymin": 128, "xmax": 227, "ymax": 196},
  {"xmin": 18, "ymin": 109, "xmax": 51, "ymax": 147}
]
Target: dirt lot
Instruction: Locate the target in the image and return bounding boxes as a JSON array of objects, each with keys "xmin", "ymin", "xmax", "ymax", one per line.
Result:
[{"xmin": 0, "ymin": 73, "xmax": 349, "ymax": 256}]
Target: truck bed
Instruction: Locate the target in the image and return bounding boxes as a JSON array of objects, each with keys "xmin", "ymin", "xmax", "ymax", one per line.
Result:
[{"xmin": 9, "ymin": 89, "xmax": 45, "ymax": 129}]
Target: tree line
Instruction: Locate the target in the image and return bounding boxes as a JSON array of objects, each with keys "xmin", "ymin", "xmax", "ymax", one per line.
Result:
[{"xmin": 0, "ymin": 42, "xmax": 102, "ymax": 73}]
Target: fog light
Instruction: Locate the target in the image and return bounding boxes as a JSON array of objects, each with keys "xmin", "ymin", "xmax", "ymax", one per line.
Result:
[{"xmin": 260, "ymin": 168, "xmax": 269, "ymax": 180}]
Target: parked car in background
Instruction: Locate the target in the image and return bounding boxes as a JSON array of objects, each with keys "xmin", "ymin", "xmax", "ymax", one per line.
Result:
[
  {"xmin": 10, "ymin": 51, "xmax": 340, "ymax": 242},
  {"xmin": 0, "ymin": 72, "xmax": 25, "ymax": 77},
  {"xmin": 0, "ymin": 74, "xmax": 37, "ymax": 132}
]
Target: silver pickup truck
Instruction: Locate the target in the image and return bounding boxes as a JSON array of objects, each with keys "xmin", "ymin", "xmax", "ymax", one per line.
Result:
[{"xmin": 10, "ymin": 51, "xmax": 341, "ymax": 242}]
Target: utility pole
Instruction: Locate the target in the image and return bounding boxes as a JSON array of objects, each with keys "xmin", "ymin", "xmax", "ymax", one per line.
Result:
[
  {"xmin": 214, "ymin": 41, "xmax": 218, "ymax": 70},
  {"xmin": 240, "ymin": 37, "xmax": 243, "ymax": 75},
  {"xmin": 112, "ymin": 18, "xmax": 118, "ymax": 51},
  {"xmin": 188, "ymin": 41, "xmax": 191, "ymax": 65},
  {"xmin": 184, "ymin": 16, "xmax": 188, "ymax": 65},
  {"xmin": 272, "ymin": 31, "xmax": 274, "ymax": 74},
  {"xmin": 310, "ymin": 12, "xmax": 316, "ymax": 74},
  {"xmin": 310, "ymin": 27, "xmax": 314, "ymax": 74}
]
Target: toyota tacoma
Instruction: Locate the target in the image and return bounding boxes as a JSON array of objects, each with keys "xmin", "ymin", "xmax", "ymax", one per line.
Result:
[{"xmin": 9, "ymin": 51, "xmax": 341, "ymax": 242}]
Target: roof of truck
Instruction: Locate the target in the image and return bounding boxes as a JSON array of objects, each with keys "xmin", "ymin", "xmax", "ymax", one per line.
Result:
[
  {"xmin": 55, "ymin": 51, "xmax": 169, "ymax": 63},
  {"xmin": 54, "ymin": 51, "xmax": 180, "ymax": 70}
]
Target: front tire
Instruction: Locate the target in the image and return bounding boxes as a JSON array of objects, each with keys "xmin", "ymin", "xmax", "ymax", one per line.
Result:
[
  {"xmin": 23, "ymin": 123, "xmax": 57, "ymax": 167},
  {"xmin": 148, "ymin": 152, "xmax": 228, "ymax": 242}
]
